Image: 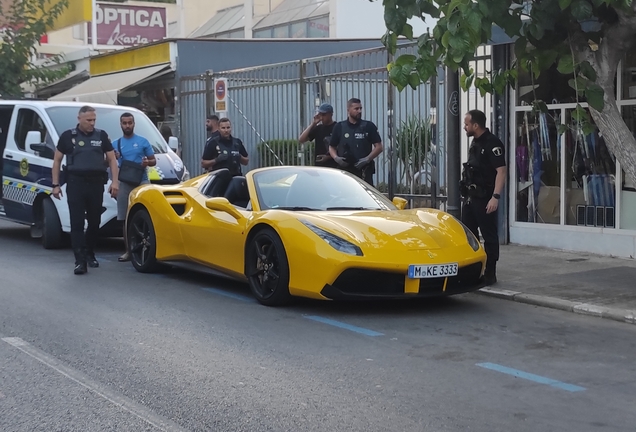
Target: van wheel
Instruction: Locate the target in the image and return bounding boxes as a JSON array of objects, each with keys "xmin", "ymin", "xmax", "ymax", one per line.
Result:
[{"xmin": 42, "ymin": 198, "xmax": 64, "ymax": 249}]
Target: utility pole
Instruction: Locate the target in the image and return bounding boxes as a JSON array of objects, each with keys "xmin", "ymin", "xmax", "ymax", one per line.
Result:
[{"xmin": 445, "ymin": 66, "xmax": 461, "ymax": 219}]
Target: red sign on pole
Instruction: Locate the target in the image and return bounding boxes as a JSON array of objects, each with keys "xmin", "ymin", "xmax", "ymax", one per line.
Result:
[{"xmin": 214, "ymin": 78, "xmax": 228, "ymax": 113}]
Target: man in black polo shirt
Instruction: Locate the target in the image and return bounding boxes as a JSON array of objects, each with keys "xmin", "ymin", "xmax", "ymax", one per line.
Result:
[
  {"xmin": 299, "ymin": 103, "xmax": 337, "ymax": 168},
  {"xmin": 329, "ymin": 98, "xmax": 383, "ymax": 186},
  {"xmin": 461, "ymin": 109, "xmax": 507, "ymax": 286},
  {"xmin": 201, "ymin": 117, "xmax": 249, "ymax": 176},
  {"xmin": 51, "ymin": 105, "xmax": 119, "ymax": 275}
]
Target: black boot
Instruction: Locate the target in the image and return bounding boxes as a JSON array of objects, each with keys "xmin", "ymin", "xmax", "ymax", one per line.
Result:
[
  {"xmin": 86, "ymin": 250, "xmax": 99, "ymax": 268},
  {"xmin": 73, "ymin": 249, "xmax": 88, "ymax": 275},
  {"xmin": 484, "ymin": 263, "xmax": 497, "ymax": 286}
]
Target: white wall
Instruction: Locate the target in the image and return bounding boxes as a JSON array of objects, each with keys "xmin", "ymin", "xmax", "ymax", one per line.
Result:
[{"xmin": 331, "ymin": 0, "xmax": 434, "ymax": 39}]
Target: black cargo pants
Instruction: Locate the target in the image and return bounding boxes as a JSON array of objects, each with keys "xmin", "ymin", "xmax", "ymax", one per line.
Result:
[
  {"xmin": 461, "ymin": 196, "xmax": 499, "ymax": 275},
  {"xmin": 66, "ymin": 174, "xmax": 104, "ymax": 263}
]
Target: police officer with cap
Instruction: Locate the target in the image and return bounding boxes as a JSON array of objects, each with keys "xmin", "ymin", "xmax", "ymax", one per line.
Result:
[
  {"xmin": 51, "ymin": 105, "xmax": 119, "ymax": 275},
  {"xmin": 461, "ymin": 109, "xmax": 507, "ymax": 286},
  {"xmin": 201, "ymin": 117, "xmax": 249, "ymax": 176},
  {"xmin": 328, "ymin": 98, "xmax": 383, "ymax": 185},
  {"xmin": 299, "ymin": 103, "xmax": 337, "ymax": 168}
]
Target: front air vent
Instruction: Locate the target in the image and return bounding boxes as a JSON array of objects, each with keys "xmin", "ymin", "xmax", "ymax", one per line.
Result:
[{"xmin": 163, "ymin": 192, "xmax": 187, "ymax": 216}]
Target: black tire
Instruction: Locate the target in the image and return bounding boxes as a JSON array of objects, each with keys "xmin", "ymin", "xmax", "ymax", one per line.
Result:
[
  {"xmin": 246, "ymin": 228, "xmax": 292, "ymax": 306},
  {"xmin": 42, "ymin": 198, "xmax": 64, "ymax": 249},
  {"xmin": 127, "ymin": 209, "xmax": 160, "ymax": 273}
]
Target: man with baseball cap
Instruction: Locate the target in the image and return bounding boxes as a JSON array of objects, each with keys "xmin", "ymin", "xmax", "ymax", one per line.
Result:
[{"xmin": 299, "ymin": 103, "xmax": 338, "ymax": 168}]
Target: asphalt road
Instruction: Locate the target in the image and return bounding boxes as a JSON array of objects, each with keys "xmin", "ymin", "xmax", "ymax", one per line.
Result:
[{"xmin": 1, "ymin": 219, "xmax": 635, "ymax": 432}]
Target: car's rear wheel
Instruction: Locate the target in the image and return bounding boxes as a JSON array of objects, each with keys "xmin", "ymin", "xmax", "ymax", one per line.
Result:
[
  {"xmin": 127, "ymin": 209, "xmax": 160, "ymax": 273},
  {"xmin": 246, "ymin": 228, "xmax": 291, "ymax": 306}
]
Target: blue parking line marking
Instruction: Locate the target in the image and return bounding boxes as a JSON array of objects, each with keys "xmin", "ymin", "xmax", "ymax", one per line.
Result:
[
  {"xmin": 202, "ymin": 288, "xmax": 252, "ymax": 302},
  {"xmin": 304, "ymin": 315, "xmax": 384, "ymax": 337},
  {"xmin": 476, "ymin": 362, "xmax": 586, "ymax": 392}
]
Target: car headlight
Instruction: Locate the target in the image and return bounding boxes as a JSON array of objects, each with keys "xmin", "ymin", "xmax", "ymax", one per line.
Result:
[
  {"xmin": 181, "ymin": 168, "xmax": 190, "ymax": 181},
  {"xmin": 451, "ymin": 216, "xmax": 480, "ymax": 251},
  {"xmin": 301, "ymin": 220, "xmax": 363, "ymax": 256},
  {"xmin": 460, "ymin": 222, "xmax": 480, "ymax": 251}
]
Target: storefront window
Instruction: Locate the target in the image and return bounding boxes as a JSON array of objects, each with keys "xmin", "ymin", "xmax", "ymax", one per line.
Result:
[
  {"xmin": 308, "ymin": 16, "xmax": 329, "ymax": 38},
  {"xmin": 517, "ymin": 65, "xmax": 579, "ymax": 106},
  {"xmin": 622, "ymin": 53, "xmax": 636, "ymax": 100},
  {"xmin": 253, "ymin": 29, "xmax": 272, "ymax": 38},
  {"xmin": 619, "ymin": 105, "xmax": 636, "ymax": 229},
  {"xmin": 290, "ymin": 21, "xmax": 306, "ymax": 38},
  {"xmin": 515, "ymin": 110, "xmax": 561, "ymax": 223},
  {"xmin": 273, "ymin": 25, "xmax": 290, "ymax": 38},
  {"xmin": 563, "ymin": 109, "xmax": 616, "ymax": 227}
]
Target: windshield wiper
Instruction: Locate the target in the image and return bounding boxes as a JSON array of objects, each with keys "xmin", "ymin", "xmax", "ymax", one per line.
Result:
[
  {"xmin": 273, "ymin": 206, "xmax": 321, "ymax": 211},
  {"xmin": 326, "ymin": 206, "xmax": 382, "ymax": 211}
]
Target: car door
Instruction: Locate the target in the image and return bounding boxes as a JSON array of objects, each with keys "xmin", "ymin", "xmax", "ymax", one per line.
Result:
[
  {"xmin": 179, "ymin": 182, "xmax": 250, "ymax": 277},
  {"xmin": 2, "ymin": 105, "xmax": 56, "ymax": 223}
]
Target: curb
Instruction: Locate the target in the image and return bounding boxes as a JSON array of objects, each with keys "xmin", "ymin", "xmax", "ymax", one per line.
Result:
[{"xmin": 475, "ymin": 288, "xmax": 636, "ymax": 326}]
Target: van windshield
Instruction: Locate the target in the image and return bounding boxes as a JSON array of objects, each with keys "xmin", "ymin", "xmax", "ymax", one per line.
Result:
[{"xmin": 45, "ymin": 106, "xmax": 169, "ymax": 154}]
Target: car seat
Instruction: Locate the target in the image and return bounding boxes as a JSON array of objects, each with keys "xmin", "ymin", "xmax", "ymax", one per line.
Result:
[
  {"xmin": 203, "ymin": 168, "xmax": 232, "ymax": 197},
  {"xmin": 224, "ymin": 176, "xmax": 250, "ymax": 208}
]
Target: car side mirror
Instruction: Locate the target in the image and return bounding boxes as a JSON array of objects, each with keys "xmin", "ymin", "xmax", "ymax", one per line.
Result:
[
  {"xmin": 205, "ymin": 197, "xmax": 244, "ymax": 220},
  {"xmin": 168, "ymin": 136, "xmax": 179, "ymax": 152},
  {"xmin": 25, "ymin": 131, "xmax": 42, "ymax": 154},
  {"xmin": 392, "ymin": 196, "xmax": 408, "ymax": 210}
]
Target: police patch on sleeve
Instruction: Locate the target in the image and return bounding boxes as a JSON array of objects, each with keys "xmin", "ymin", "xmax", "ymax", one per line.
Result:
[{"xmin": 492, "ymin": 147, "xmax": 503, "ymax": 156}]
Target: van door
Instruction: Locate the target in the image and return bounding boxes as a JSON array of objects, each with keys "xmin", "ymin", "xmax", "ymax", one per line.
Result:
[
  {"xmin": 0, "ymin": 105, "xmax": 15, "ymax": 215},
  {"xmin": 2, "ymin": 106, "xmax": 56, "ymax": 223}
]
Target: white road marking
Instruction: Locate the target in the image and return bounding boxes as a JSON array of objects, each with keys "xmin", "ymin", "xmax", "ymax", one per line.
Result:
[{"xmin": 1, "ymin": 337, "xmax": 189, "ymax": 432}]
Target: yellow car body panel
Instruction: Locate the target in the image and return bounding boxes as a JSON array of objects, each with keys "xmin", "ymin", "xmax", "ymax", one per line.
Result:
[{"xmin": 127, "ymin": 166, "xmax": 486, "ymax": 302}]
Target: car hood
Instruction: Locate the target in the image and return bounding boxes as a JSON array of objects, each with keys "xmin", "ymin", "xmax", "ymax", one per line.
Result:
[
  {"xmin": 297, "ymin": 209, "xmax": 467, "ymax": 251},
  {"xmin": 147, "ymin": 152, "xmax": 186, "ymax": 182}
]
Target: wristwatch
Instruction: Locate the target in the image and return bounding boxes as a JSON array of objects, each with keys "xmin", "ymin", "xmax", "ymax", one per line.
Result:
[
  {"xmin": 492, "ymin": 193, "xmax": 501, "ymax": 199},
  {"xmin": 52, "ymin": 184, "xmax": 60, "ymax": 188}
]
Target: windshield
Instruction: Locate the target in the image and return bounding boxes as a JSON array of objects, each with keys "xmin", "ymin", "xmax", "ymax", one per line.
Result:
[
  {"xmin": 253, "ymin": 167, "xmax": 396, "ymax": 211},
  {"xmin": 45, "ymin": 106, "xmax": 169, "ymax": 154}
]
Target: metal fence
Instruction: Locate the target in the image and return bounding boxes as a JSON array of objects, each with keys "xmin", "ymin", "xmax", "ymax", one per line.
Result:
[{"xmin": 178, "ymin": 44, "xmax": 493, "ymax": 208}]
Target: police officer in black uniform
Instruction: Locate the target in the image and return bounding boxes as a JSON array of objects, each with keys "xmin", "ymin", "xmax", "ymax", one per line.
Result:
[
  {"xmin": 329, "ymin": 98, "xmax": 383, "ymax": 186},
  {"xmin": 461, "ymin": 110, "xmax": 507, "ymax": 286},
  {"xmin": 299, "ymin": 103, "xmax": 338, "ymax": 168},
  {"xmin": 201, "ymin": 117, "xmax": 249, "ymax": 176},
  {"xmin": 51, "ymin": 105, "xmax": 120, "ymax": 275}
]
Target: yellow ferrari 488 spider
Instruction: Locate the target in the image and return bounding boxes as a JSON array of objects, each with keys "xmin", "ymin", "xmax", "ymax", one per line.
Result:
[{"xmin": 125, "ymin": 166, "xmax": 486, "ymax": 306}]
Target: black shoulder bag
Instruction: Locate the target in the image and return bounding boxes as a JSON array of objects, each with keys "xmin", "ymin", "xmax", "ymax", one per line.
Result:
[{"xmin": 116, "ymin": 139, "xmax": 145, "ymax": 186}]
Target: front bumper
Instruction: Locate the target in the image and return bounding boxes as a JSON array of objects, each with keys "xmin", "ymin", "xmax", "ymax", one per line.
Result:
[{"xmin": 320, "ymin": 262, "xmax": 484, "ymax": 300}]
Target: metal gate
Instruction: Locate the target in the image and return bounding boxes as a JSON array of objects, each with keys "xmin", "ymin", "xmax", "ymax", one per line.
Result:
[{"xmin": 178, "ymin": 44, "xmax": 493, "ymax": 209}]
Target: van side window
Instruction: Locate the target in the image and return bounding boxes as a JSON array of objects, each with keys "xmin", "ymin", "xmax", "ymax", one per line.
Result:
[{"xmin": 14, "ymin": 109, "xmax": 48, "ymax": 151}]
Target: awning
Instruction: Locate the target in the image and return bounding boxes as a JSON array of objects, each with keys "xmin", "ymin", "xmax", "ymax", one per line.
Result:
[
  {"xmin": 49, "ymin": 64, "xmax": 171, "ymax": 104},
  {"xmin": 253, "ymin": 0, "xmax": 328, "ymax": 30},
  {"xmin": 190, "ymin": 5, "xmax": 244, "ymax": 38},
  {"xmin": 36, "ymin": 69, "xmax": 90, "ymax": 98}
]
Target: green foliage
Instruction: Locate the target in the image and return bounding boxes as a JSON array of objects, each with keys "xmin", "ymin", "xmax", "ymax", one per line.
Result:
[
  {"xmin": 257, "ymin": 140, "xmax": 314, "ymax": 167},
  {"xmin": 376, "ymin": 0, "xmax": 636, "ymax": 177},
  {"xmin": 0, "ymin": 0, "xmax": 71, "ymax": 98},
  {"xmin": 394, "ymin": 116, "xmax": 433, "ymax": 187},
  {"xmin": 376, "ymin": 0, "xmax": 633, "ymax": 113}
]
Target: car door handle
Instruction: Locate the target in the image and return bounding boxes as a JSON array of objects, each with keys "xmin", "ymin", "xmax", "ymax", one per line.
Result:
[{"xmin": 5, "ymin": 154, "xmax": 13, "ymax": 159}]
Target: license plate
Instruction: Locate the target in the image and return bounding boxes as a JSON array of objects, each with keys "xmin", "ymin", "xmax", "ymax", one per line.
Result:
[{"xmin": 408, "ymin": 263, "xmax": 459, "ymax": 279}]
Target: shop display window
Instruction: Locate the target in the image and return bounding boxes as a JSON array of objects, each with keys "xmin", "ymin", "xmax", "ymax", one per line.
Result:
[
  {"xmin": 515, "ymin": 110, "xmax": 561, "ymax": 224},
  {"xmin": 562, "ymin": 109, "xmax": 616, "ymax": 227}
]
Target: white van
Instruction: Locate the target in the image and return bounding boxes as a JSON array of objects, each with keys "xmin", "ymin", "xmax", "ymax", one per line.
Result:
[{"xmin": 0, "ymin": 101, "xmax": 189, "ymax": 249}]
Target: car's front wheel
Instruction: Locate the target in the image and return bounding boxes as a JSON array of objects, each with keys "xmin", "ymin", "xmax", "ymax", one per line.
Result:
[
  {"xmin": 127, "ymin": 208, "xmax": 160, "ymax": 273},
  {"xmin": 246, "ymin": 228, "xmax": 291, "ymax": 306}
]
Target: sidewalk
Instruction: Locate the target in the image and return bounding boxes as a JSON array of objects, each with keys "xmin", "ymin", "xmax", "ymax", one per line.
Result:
[{"xmin": 476, "ymin": 244, "xmax": 636, "ymax": 325}]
